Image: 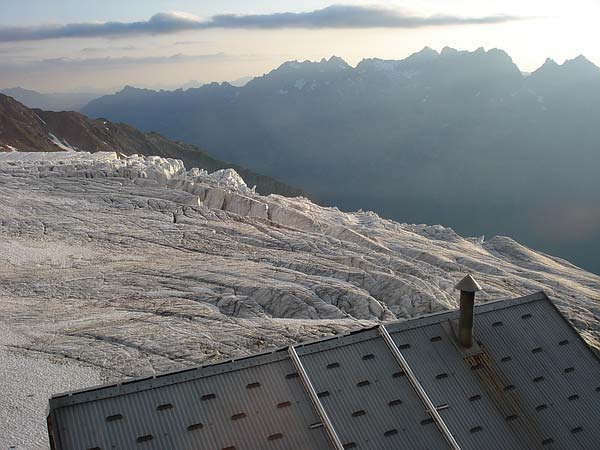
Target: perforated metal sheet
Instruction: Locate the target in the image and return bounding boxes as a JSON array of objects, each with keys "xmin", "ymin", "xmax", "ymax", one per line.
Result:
[
  {"xmin": 50, "ymin": 351, "xmax": 331, "ymax": 450},
  {"xmin": 386, "ymin": 292, "xmax": 600, "ymax": 450},
  {"xmin": 295, "ymin": 328, "xmax": 451, "ymax": 450},
  {"xmin": 48, "ymin": 292, "xmax": 600, "ymax": 450}
]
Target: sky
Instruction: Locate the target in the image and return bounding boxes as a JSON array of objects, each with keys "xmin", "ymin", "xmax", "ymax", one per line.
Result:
[{"xmin": 0, "ymin": 0, "xmax": 599, "ymax": 92}]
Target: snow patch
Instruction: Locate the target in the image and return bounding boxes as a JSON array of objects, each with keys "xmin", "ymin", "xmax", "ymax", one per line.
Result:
[
  {"xmin": 33, "ymin": 112, "xmax": 46, "ymax": 125},
  {"xmin": 48, "ymin": 133, "xmax": 77, "ymax": 151},
  {"xmin": 399, "ymin": 69, "xmax": 419, "ymax": 79},
  {"xmin": 294, "ymin": 78, "xmax": 306, "ymax": 90}
]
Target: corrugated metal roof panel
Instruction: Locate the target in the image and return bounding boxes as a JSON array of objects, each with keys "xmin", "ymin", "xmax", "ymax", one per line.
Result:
[
  {"xmin": 386, "ymin": 292, "xmax": 600, "ymax": 450},
  {"xmin": 295, "ymin": 328, "xmax": 451, "ymax": 450},
  {"xmin": 47, "ymin": 291, "xmax": 600, "ymax": 450},
  {"xmin": 50, "ymin": 351, "xmax": 332, "ymax": 450},
  {"xmin": 388, "ymin": 322, "xmax": 540, "ymax": 450},
  {"xmin": 472, "ymin": 298, "xmax": 600, "ymax": 449}
]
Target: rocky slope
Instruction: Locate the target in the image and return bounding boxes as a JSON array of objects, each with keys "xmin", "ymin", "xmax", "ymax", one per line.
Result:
[
  {"xmin": 0, "ymin": 93, "xmax": 304, "ymax": 197},
  {"xmin": 1, "ymin": 151, "xmax": 599, "ymax": 449}
]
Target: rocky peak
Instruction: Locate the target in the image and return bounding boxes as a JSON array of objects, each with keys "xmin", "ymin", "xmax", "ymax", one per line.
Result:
[
  {"xmin": 403, "ymin": 46, "xmax": 440, "ymax": 64},
  {"xmin": 529, "ymin": 54, "xmax": 600, "ymax": 89},
  {"xmin": 542, "ymin": 57, "xmax": 560, "ymax": 68},
  {"xmin": 324, "ymin": 55, "xmax": 351, "ymax": 69},
  {"xmin": 562, "ymin": 54, "xmax": 600, "ymax": 77},
  {"xmin": 116, "ymin": 85, "xmax": 155, "ymax": 97},
  {"xmin": 440, "ymin": 46, "xmax": 459, "ymax": 57},
  {"xmin": 355, "ymin": 58, "xmax": 396, "ymax": 73},
  {"xmin": 0, "ymin": 93, "xmax": 59, "ymax": 152}
]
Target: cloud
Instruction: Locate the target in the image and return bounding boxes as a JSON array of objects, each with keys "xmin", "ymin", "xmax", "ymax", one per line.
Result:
[
  {"xmin": 0, "ymin": 5, "xmax": 526, "ymax": 42},
  {"xmin": 210, "ymin": 6, "xmax": 523, "ymax": 29},
  {"xmin": 0, "ymin": 53, "xmax": 233, "ymax": 71},
  {"xmin": 0, "ymin": 45, "xmax": 36, "ymax": 54},
  {"xmin": 81, "ymin": 45, "xmax": 138, "ymax": 53},
  {"xmin": 173, "ymin": 40, "xmax": 212, "ymax": 46}
]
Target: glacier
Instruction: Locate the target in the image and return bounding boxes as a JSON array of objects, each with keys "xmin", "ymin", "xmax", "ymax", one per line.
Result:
[{"xmin": 0, "ymin": 151, "xmax": 599, "ymax": 449}]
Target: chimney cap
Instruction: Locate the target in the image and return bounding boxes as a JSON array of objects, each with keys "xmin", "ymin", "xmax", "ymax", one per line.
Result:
[{"xmin": 455, "ymin": 274, "xmax": 482, "ymax": 293}]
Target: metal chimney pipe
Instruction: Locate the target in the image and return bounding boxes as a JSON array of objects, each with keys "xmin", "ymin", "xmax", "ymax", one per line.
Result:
[{"xmin": 455, "ymin": 274, "xmax": 482, "ymax": 348}]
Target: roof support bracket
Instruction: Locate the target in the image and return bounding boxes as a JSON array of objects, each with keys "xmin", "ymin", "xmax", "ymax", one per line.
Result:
[
  {"xmin": 288, "ymin": 345, "xmax": 345, "ymax": 450},
  {"xmin": 379, "ymin": 324, "xmax": 463, "ymax": 450}
]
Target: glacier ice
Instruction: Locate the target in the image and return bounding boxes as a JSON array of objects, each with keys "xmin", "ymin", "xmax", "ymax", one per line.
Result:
[{"xmin": 1, "ymin": 151, "xmax": 599, "ymax": 449}]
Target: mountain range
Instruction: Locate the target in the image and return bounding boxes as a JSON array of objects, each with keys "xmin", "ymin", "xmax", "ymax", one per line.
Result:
[
  {"xmin": 0, "ymin": 87, "xmax": 100, "ymax": 112},
  {"xmin": 0, "ymin": 94, "xmax": 303, "ymax": 197},
  {"xmin": 82, "ymin": 47, "xmax": 600, "ymax": 274}
]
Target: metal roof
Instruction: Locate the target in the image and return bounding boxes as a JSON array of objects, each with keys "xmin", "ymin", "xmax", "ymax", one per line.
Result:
[
  {"xmin": 48, "ymin": 350, "xmax": 330, "ymax": 450},
  {"xmin": 47, "ymin": 291, "xmax": 600, "ymax": 450},
  {"xmin": 294, "ymin": 327, "xmax": 451, "ymax": 449}
]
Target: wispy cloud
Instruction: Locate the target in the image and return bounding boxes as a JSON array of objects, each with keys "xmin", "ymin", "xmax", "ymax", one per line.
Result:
[
  {"xmin": 0, "ymin": 5, "xmax": 526, "ymax": 42},
  {"xmin": 173, "ymin": 40, "xmax": 212, "ymax": 46},
  {"xmin": 0, "ymin": 53, "xmax": 233, "ymax": 70},
  {"xmin": 81, "ymin": 45, "xmax": 138, "ymax": 53},
  {"xmin": 0, "ymin": 45, "xmax": 36, "ymax": 53}
]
